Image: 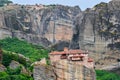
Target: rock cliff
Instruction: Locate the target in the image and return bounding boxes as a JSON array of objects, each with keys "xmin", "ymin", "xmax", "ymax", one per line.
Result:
[
  {"xmin": 0, "ymin": 4, "xmax": 81, "ymax": 47},
  {"xmin": 2, "ymin": 1, "xmax": 120, "ymax": 79},
  {"xmin": 0, "ymin": 0, "xmax": 120, "ymax": 53},
  {"xmin": 33, "ymin": 60, "xmax": 96, "ymax": 80},
  {"xmin": 75, "ymin": 0, "xmax": 120, "ymax": 53}
]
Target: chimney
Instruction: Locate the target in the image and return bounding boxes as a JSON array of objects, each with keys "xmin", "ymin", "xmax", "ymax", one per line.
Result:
[{"xmin": 64, "ymin": 47, "xmax": 68, "ymax": 51}]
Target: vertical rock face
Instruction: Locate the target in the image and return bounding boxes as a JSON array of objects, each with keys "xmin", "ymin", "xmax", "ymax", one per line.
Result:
[
  {"xmin": 75, "ymin": 0, "xmax": 120, "ymax": 53},
  {"xmin": 0, "ymin": 11, "xmax": 12, "ymax": 39},
  {"xmin": 0, "ymin": 4, "xmax": 81, "ymax": 47},
  {"xmin": 1, "ymin": 0, "xmax": 120, "ymax": 52},
  {"xmin": 33, "ymin": 64, "xmax": 56, "ymax": 80},
  {"xmin": 33, "ymin": 60, "xmax": 96, "ymax": 80},
  {"xmin": 75, "ymin": 11, "xmax": 108, "ymax": 53},
  {"xmin": 53, "ymin": 60, "xmax": 96, "ymax": 80},
  {"xmin": 0, "ymin": 12, "xmax": 5, "ymax": 28}
]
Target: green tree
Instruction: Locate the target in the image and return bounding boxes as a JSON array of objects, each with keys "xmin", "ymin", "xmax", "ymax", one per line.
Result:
[
  {"xmin": 0, "ymin": 37, "xmax": 49, "ymax": 62},
  {"xmin": 96, "ymin": 70, "xmax": 120, "ymax": 80}
]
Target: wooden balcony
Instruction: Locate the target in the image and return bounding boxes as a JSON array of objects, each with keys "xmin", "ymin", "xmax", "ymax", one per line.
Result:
[{"xmin": 68, "ymin": 55, "xmax": 84, "ymax": 61}]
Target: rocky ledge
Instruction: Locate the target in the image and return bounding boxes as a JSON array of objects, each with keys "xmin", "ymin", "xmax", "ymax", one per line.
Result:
[{"xmin": 33, "ymin": 60, "xmax": 96, "ymax": 80}]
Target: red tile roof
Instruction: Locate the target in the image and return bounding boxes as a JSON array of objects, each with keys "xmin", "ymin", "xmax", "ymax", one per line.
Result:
[
  {"xmin": 88, "ymin": 58, "xmax": 93, "ymax": 62},
  {"xmin": 50, "ymin": 49, "xmax": 87, "ymax": 55}
]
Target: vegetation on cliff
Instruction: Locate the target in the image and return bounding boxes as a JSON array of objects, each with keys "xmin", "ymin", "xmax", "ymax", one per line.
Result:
[
  {"xmin": 96, "ymin": 70, "xmax": 120, "ymax": 80},
  {"xmin": 0, "ymin": 37, "xmax": 49, "ymax": 80},
  {"xmin": 0, "ymin": 37, "xmax": 49, "ymax": 62},
  {"xmin": 0, "ymin": 67, "xmax": 33, "ymax": 80},
  {"xmin": 0, "ymin": 37, "xmax": 120, "ymax": 80},
  {"xmin": 2, "ymin": 50, "xmax": 31, "ymax": 67}
]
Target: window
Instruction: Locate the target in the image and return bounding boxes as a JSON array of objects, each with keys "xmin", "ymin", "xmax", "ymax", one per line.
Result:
[{"xmin": 60, "ymin": 54, "xmax": 67, "ymax": 59}]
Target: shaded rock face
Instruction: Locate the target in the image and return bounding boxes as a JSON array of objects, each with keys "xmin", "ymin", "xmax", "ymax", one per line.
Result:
[
  {"xmin": 33, "ymin": 60, "xmax": 96, "ymax": 80},
  {"xmin": 9, "ymin": 60, "xmax": 21, "ymax": 69},
  {"xmin": 9, "ymin": 60, "xmax": 28, "ymax": 74},
  {"xmin": 0, "ymin": 12, "xmax": 12, "ymax": 39},
  {"xmin": 0, "ymin": 4, "xmax": 81, "ymax": 47},
  {"xmin": 33, "ymin": 64, "xmax": 56, "ymax": 80},
  {"xmin": 52, "ymin": 41, "xmax": 80, "ymax": 51},
  {"xmin": 75, "ymin": 0, "xmax": 120, "ymax": 53},
  {"xmin": 0, "ymin": 64, "xmax": 6, "ymax": 72}
]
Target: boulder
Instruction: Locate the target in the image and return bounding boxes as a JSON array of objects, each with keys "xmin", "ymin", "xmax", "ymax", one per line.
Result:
[{"xmin": 0, "ymin": 64, "xmax": 6, "ymax": 72}]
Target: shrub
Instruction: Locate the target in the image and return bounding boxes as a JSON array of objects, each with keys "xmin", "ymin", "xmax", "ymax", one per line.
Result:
[
  {"xmin": 0, "ymin": 67, "xmax": 33, "ymax": 80},
  {"xmin": 96, "ymin": 70, "xmax": 120, "ymax": 80},
  {"xmin": 0, "ymin": 37, "xmax": 49, "ymax": 62}
]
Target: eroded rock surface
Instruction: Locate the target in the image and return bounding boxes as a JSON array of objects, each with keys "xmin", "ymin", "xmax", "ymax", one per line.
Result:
[
  {"xmin": 0, "ymin": 64, "xmax": 6, "ymax": 72},
  {"xmin": 33, "ymin": 64, "xmax": 56, "ymax": 80},
  {"xmin": 0, "ymin": 4, "xmax": 81, "ymax": 48},
  {"xmin": 33, "ymin": 60, "xmax": 96, "ymax": 80},
  {"xmin": 74, "ymin": 0, "xmax": 120, "ymax": 53}
]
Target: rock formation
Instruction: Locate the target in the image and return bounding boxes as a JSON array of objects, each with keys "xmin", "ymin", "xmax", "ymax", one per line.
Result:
[
  {"xmin": 2, "ymin": 0, "xmax": 120, "ymax": 79},
  {"xmin": 9, "ymin": 60, "xmax": 29, "ymax": 75},
  {"xmin": 9, "ymin": 60, "xmax": 21, "ymax": 69},
  {"xmin": 0, "ymin": 4, "xmax": 81, "ymax": 47},
  {"xmin": 33, "ymin": 64, "xmax": 56, "ymax": 80},
  {"xmin": 33, "ymin": 60, "xmax": 96, "ymax": 80},
  {"xmin": 0, "ymin": 64, "xmax": 6, "ymax": 72},
  {"xmin": 74, "ymin": 0, "xmax": 120, "ymax": 53},
  {"xmin": 0, "ymin": 0, "xmax": 120, "ymax": 52}
]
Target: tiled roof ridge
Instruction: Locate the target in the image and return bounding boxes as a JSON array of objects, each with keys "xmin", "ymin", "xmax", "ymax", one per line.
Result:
[{"xmin": 50, "ymin": 49, "xmax": 88, "ymax": 55}]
